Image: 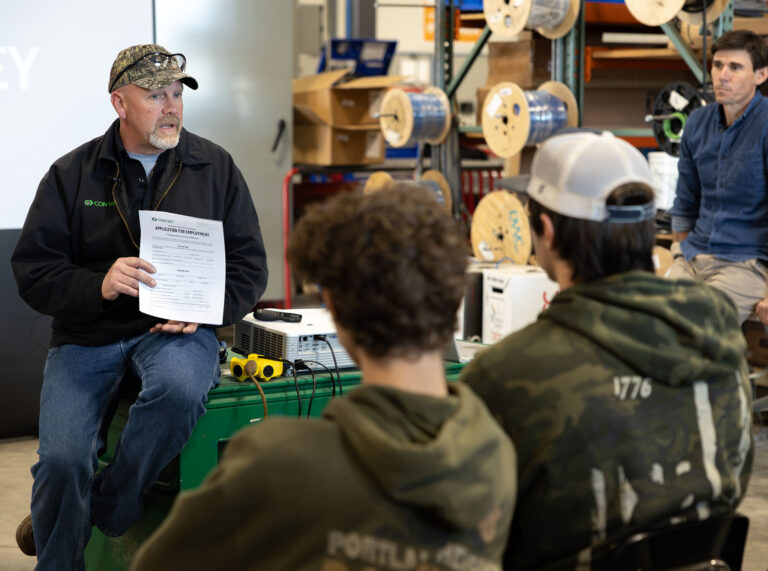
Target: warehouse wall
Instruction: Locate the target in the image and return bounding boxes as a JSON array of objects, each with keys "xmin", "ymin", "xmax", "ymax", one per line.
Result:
[
  {"xmin": 155, "ymin": 0, "xmax": 293, "ymax": 304},
  {"xmin": 0, "ymin": 0, "xmax": 154, "ymax": 437}
]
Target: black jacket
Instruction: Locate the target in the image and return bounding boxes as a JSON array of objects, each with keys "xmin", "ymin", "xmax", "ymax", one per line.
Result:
[{"xmin": 11, "ymin": 119, "xmax": 268, "ymax": 347}]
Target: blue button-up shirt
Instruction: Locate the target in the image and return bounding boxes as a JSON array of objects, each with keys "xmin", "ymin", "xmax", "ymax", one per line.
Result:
[{"xmin": 670, "ymin": 91, "xmax": 768, "ymax": 262}]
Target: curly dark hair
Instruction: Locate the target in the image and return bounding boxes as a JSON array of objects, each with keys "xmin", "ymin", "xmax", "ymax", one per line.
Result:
[{"xmin": 288, "ymin": 185, "xmax": 468, "ymax": 359}]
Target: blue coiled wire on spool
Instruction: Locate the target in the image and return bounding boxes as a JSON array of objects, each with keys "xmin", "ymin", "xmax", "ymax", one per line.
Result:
[
  {"xmin": 481, "ymin": 80, "xmax": 577, "ymax": 158},
  {"xmin": 407, "ymin": 92, "xmax": 450, "ymax": 145},
  {"xmin": 484, "ymin": 0, "xmax": 577, "ymax": 40},
  {"xmin": 524, "ymin": 90, "xmax": 568, "ymax": 145},
  {"xmin": 528, "ymin": 0, "xmax": 569, "ymax": 29},
  {"xmin": 379, "ymin": 87, "xmax": 451, "ymax": 148}
]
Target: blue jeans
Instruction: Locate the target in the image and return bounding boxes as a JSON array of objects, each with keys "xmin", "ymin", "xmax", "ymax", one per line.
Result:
[{"xmin": 31, "ymin": 328, "xmax": 219, "ymax": 571}]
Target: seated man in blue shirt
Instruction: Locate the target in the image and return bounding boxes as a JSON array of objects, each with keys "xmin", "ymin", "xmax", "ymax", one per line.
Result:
[{"xmin": 669, "ymin": 30, "xmax": 768, "ymax": 324}]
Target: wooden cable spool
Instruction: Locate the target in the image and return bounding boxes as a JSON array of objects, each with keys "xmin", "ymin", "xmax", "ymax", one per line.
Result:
[
  {"xmin": 379, "ymin": 87, "xmax": 452, "ymax": 148},
  {"xmin": 626, "ymin": 0, "xmax": 686, "ymax": 27},
  {"xmin": 362, "ymin": 171, "xmax": 396, "ymax": 194},
  {"xmin": 676, "ymin": 0, "xmax": 729, "ymax": 26},
  {"xmin": 483, "ymin": 0, "xmax": 580, "ymax": 40},
  {"xmin": 481, "ymin": 80, "xmax": 578, "ymax": 159},
  {"xmin": 363, "ymin": 170, "xmax": 453, "ymax": 213},
  {"xmin": 675, "ymin": 20, "xmax": 714, "ymax": 49},
  {"xmin": 422, "ymin": 170, "xmax": 453, "ymax": 214},
  {"xmin": 470, "ymin": 191, "xmax": 531, "ymax": 264}
]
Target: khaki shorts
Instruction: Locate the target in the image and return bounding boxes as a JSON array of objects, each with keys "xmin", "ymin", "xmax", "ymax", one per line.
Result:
[{"xmin": 667, "ymin": 242, "xmax": 768, "ymax": 323}]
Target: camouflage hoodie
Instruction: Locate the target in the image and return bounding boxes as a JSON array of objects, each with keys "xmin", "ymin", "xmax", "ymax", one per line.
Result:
[
  {"xmin": 131, "ymin": 383, "xmax": 517, "ymax": 571},
  {"xmin": 461, "ymin": 271, "xmax": 753, "ymax": 570}
]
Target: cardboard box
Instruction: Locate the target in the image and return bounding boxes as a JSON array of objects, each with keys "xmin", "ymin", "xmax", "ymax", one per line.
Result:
[
  {"xmin": 292, "ymin": 69, "xmax": 402, "ymax": 127},
  {"xmin": 581, "ymin": 67, "xmax": 698, "ymax": 132},
  {"xmin": 293, "ymin": 124, "xmax": 384, "ymax": 166},
  {"xmin": 292, "ymin": 69, "xmax": 400, "ymax": 165},
  {"xmin": 582, "ymin": 87, "xmax": 656, "ymax": 129},
  {"xmin": 486, "ymin": 35, "xmax": 551, "ymax": 89},
  {"xmin": 482, "ymin": 265, "xmax": 559, "ymax": 345},
  {"xmin": 734, "ymin": 15, "xmax": 768, "ymax": 36}
]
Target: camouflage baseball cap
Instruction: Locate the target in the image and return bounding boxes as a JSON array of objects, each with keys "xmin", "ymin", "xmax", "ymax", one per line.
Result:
[{"xmin": 108, "ymin": 44, "xmax": 198, "ymax": 93}]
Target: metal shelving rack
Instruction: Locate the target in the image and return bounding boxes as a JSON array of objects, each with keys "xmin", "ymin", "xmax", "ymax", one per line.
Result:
[
  {"xmin": 554, "ymin": 0, "xmax": 734, "ymax": 140},
  {"xmin": 437, "ymin": 0, "xmax": 735, "ymax": 191},
  {"xmin": 433, "ymin": 0, "xmax": 463, "ymax": 213}
]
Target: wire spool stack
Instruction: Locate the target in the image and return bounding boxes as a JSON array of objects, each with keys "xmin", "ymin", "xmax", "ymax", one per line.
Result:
[
  {"xmin": 676, "ymin": 0, "xmax": 729, "ymax": 26},
  {"xmin": 481, "ymin": 80, "xmax": 578, "ymax": 159},
  {"xmin": 363, "ymin": 170, "xmax": 453, "ymax": 213},
  {"xmin": 646, "ymin": 82, "xmax": 708, "ymax": 156},
  {"xmin": 625, "ymin": 0, "xmax": 686, "ymax": 26},
  {"xmin": 379, "ymin": 87, "xmax": 452, "ymax": 148},
  {"xmin": 470, "ymin": 191, "xmax": 531, "ymax": 264},
  {"xmin": 675, "ymin": 20, "xmax": 714, "ymax": 49},
  {"xmin": 483, "ymin": 0, "xmax": 580, "ymax": 40}
]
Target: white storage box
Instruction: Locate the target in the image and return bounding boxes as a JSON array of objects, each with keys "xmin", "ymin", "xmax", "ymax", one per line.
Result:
[{"xmin": 482, "ymin": 265, "xmax": 559, "ymax": 344}]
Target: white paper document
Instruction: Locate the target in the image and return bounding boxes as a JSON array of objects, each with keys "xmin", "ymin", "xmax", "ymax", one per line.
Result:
[{"xmin": 138, "ymin": 210, "xmax": 225, "ymax": 325}]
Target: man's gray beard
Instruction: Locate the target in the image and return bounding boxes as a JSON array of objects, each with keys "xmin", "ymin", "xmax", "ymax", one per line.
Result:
[{"xmin": 149, "ymin": 130, "xmax": 180, "ymax": 150}]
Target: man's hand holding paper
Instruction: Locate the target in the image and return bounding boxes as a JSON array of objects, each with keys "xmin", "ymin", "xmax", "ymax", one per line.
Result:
[
  {"xmin": 102, "ymin": 256, "xmax": 157, "ymax": 300},
  {"xmin": 138, "ymin": 210, "xmax": 226, "ymax": 326}
]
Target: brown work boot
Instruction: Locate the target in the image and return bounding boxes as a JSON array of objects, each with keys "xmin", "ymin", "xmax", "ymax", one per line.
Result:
[{"xmin": 15, "ymin": 514, "xmax": 36, "ymax": 556}]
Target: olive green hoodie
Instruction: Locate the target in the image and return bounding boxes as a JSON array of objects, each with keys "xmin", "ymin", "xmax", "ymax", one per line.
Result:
[
  {"xmin": 131, "ymin": 382, "xmax": 517, "ymax": 571},
  {"xmin": 462, "ymin": 271, "xmax": 753, "ymax": 570}
]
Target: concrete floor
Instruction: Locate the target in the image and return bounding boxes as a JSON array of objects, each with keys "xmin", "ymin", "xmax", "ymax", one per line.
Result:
[
  {"xmin": 2, "ymin": 434, "xmax": 768, "ymax": 570},
  {"xmin": 1, "ymin": 438, "xmax": 35, "ymax": 571},
  {"xmin": 740, "ymin": 432, "xmax": 768, "ymax": 571}
]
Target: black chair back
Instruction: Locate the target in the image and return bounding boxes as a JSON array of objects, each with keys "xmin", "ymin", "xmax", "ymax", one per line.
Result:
[
  {"xmin": 530, "ymin": 513, "xmax": 749, "ymax": 571},
  {"xmin": 590, "ymin": 513, "xmax": 749, "ymax": 571}
]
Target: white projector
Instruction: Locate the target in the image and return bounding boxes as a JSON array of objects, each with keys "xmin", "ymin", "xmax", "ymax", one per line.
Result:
[{"xmin": 233, "ymin": 308, "xmax": 356, "ymax": 371}]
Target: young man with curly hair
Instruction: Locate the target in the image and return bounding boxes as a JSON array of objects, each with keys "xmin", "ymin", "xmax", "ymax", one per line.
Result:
[
  {"xmin": 462, "ymin": 131, "xmax": 753, "ymax": 570},
  {"xmin": 131, "ymin": 186, "xmax": 517, "ymax": 571}
]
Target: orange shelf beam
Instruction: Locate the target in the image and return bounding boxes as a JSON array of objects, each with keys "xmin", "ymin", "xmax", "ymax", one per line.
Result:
[
  {"xmin": 616, "ymin": 136, "xmax": 659, "ymax": 149},
  {"xmin": 585, "ymin": 2, "xmax": 640, "ymax": 25},
  {"xmin": 585, "ymin": 46, "xmax": 695, "ymax": 82}
]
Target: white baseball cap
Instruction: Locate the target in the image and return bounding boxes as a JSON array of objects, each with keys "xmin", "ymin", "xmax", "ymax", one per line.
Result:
[{"xmin": 500, "ymin": 130, "xmax": 657, "ymax": 223}]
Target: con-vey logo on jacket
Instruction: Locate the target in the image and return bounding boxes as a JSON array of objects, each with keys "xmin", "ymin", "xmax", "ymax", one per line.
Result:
[{"xmin": 83, "ymin": 199, "xmax": 116, "ymax": 207}]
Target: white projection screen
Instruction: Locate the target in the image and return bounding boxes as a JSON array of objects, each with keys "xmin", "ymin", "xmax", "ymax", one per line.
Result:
[
  {"xmin": 0, "ymin": 0, "xmax": 153, "ymax": 437},
  {"xmin": 1, "ymin": 0, "xmax": 153, "ymax": 230}
]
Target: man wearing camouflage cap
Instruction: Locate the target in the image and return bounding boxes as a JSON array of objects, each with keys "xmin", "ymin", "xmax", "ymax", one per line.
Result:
[
  {"xmin": 11, "ymin": 44, "xmax": 267, "ymax": 569},
  {"xmin": 462, "ymin": 131, "xmax": 753, "ymax": 569}
]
